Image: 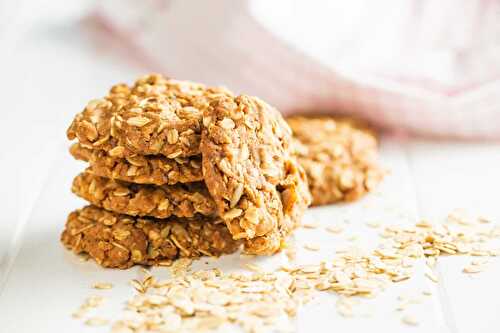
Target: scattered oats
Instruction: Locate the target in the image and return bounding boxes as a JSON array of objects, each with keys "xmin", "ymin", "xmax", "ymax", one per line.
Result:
[
  {"xmin": 315, "ymin": 280, "xmax": 331, "ymax": 291},
  {"xmin": 325, "ymin": 225, "xmax": 344, "ymax": 234},
  {"xmin": 336, "ymin": 299, "xmax": 354, "ymax": 318},
  {"xmin": 304, "ymin": 243, "xmax": 320, "ymax": 251},
  {"xmin": 142, "ymin": 274, "xmax": 155, "ymax": 288},
  {"xmin": 470, "ymin": 250, "xmax": 490, "ymax": 257},
  {"xmin": 299, "ymin": 265, "xmax": 319, "ymax": 274},
  {"xmin": 140, "ymin": 267, "xmax": 151, "ymax": 275},
  {"xmin": 84, "ymin": 295, "xmax": 105, "ymax": 308},
  {"xmin": 285, "ymin": 246, "xmax": 297, "ymax": 261},
  {"xmin": 70, "ymin": 209, "xmax": 500, "ymax": 332},
  {"xmin": 366, "ymin": 221, "xmax": 381, "ymax": 228},
  {"xmin": 426, "ymin": 257, "xmax": 437, "ymax": 268},
  {"xmin": 72, "ymin": 308, "xmax": 88, "ymax": 319},
  {"xmin": 85, "ymin": 317, "xmax": 109, "ymax": 326},
  {"xmin": 416, "ymin": 219, "xmax": 433, "ymax": 228},
  {"xmin": 279, "ymin": 263, "xmax": 294, "ymax": 272},
  {"xmin": 447, "ymin": 209, "xmax": 471, "ymax": 225},
  {"xmin": 401, "ymin": 257, "xmax": 415, "ymax": 268},
  {"xmin": 396, "ymin": 302, "xmax": 409, "ymax": 312},
  {"xmin": 425, "ymin": 271, "xmax": 439, "ymax": 283},
  {"xmin": 110, "ymin": 322, "xmax": 134, "ymax": 333},
  {"xmin": 422, "ymin": 289, "xmax": 432, "ymax": 296},
  {"xmin": 489, "ymin": 248, "xmax": 500, "ymax": 256},
  {"xmin": 471, "ymin": 259, "xmax": 489, "ymax": 266},
  {"xmin": 478, "ymin": 216, "xmax": 492, "ymax": 224},
  {"xmin": 401, "ymin": 314, "xmax": 419, "ymax": 326},
  {"xmin": 244, "ymin": 263, "xmax": 263, "ymax": 273},
  {"xmin": 456, "ymin": 243, "xmax": 471, "ymax": 254},
  {"xmin": 392, "ymin": 275, "xmax": 411, "ymax": 283},
  {"xmin": 463, "ymin": 265, "xmax": 484, "ymax": 274},
  {"xmin": 130, "ymin": 279, "xmax": 145, "ymax": 293},
  {"xmin": 92, "ymin": 282, "xmax": 113, "ymax": 290},
  {"xmin": 302, "ymin": 221, "xmax": 320, "ymax": 229},
  {"xmin": 170, "ymin": 258, "xmax": 193, "ymax": 276},
  {"xmin": 409, "ymin": 297, "xmax": 423, "ymax": 304},
  {"xmin": 73, "ymin": 295, "xmax": 106, "ymax": 320},
  {"xmin": 337, "ymin": 305, "xmax": 353, "ymax": 317}
]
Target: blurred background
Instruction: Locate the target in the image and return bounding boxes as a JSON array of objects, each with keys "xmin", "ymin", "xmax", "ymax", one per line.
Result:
[
  {"xmin": 3, "ymin": 0, "xmax": 500, "ymax": 142},
  {"xmin": 2, "ymin": 0, "xmax": 500, "ymax": 248}
]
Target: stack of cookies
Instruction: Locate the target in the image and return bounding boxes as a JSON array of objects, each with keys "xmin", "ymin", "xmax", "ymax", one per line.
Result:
[{"xmin": 62, "ymin": 74, "xmax": 310, "ymax": 268}]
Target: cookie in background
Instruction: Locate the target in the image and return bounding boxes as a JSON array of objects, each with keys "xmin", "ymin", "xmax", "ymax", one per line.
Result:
[{"xmin": 287, "ymin": 115, "xmax": 383, "ymax": 206}]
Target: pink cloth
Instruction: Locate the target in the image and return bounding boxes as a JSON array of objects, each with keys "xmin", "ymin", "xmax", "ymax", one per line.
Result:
[{"xmin": 92, "ymin": 0, "xmax": 500, "ymax": 139}]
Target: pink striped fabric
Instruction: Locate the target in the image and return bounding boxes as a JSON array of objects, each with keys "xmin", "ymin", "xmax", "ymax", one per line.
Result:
[{"xmin": 91, "ymin": 0, "xmax": 500, "ymax": 139}]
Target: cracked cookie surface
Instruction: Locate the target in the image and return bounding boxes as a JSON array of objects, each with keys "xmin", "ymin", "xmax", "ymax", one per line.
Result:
[
  {"xmin": 72, "ymin": 172, "xmax": 216, "ymax": 219},
  {"xmin": 287, "ymin": 116, "xmax": 383, "ymax": 206},
  {"xmin": 67, "ymin": 74, "xmax": 232, "ymax": 159},
  {"xmin": 61, "ymin": 205, "xmax": 240, "ymax": 269},
  {"xmin": 201, "ymin": 95, "xmax": 311, "ymax": 255}
]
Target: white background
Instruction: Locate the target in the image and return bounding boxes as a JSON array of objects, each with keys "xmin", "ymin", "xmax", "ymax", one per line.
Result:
[{"xmin": 1, "ymin": 1, "xmax": 500, "ymax": 332}]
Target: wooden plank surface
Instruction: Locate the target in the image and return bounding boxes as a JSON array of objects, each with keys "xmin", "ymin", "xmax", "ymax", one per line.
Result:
[{"xmin": 407, "ymin": 140, "xmax": 500, "ymax": 333}]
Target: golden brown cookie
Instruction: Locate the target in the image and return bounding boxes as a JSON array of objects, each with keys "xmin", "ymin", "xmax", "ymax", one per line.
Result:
[
  {"xmin": 67, "ymin": 74, "xmax": 232, "ymax": 159},
  {"xmin": 61, "ymin": 205, "xmax": 240, "ymax": 269},
  {"xmin": 70, "ymin": 143, "xmax": 203, "ymax": 185},
  {"xmin": 287, "ymin": 116, "xmax": 383, "ymax": 206},
  {"xmin": 72, "ymin": 172, "xmax": 217, "ymax": 219},
  {"xmin": 201, "ymin": 95, "xmax": 311, "ymax": 255}
]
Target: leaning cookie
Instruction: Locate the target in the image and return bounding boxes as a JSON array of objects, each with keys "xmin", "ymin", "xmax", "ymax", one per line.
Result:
[
  {"xmin": 287, "ymin": 116, "xmax": 383, "ymax": 206},
  {"xmin": 72, "ymin": 172, "xmax": 217, "ymax": 219},
  {"xmin": 67, "ymin": 74, "xmax": 233, "ymax": 159},
  {"xmin": 61, "ymin": 205, "xmax": 241, "ymax": 269},
  {"xmin": 70, "ymin": 143, "xmax": 203, "ymax": 185},
  {"xmin": 201, "ymin": 95, "xmax": 311, "ymax": 255}
]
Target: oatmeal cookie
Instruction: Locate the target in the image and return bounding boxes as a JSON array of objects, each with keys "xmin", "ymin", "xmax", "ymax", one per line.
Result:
[
  {"xmin": 287, "ymin": 116, "xmax": 383, "ymax": 206},
  {"xmin": 201, "ymin": 95, "xmax": 311, "ymax": 255},
  {"xmin": 67, "ymin": 74, "xmax": 232, "ymax": 159},
  {"xmin": 61, "ymin": 205, "xmax": 240, "ymax": 269},
  {"xmin": 72, "ymin": 172, "xmax": 216, "ymax": 219},
  {"xmin": 70, "ymin": 143, "xmax": 203, "ymax": 185}
]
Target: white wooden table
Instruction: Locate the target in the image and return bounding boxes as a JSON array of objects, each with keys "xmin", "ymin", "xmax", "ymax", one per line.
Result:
[{"xmin": 1, "ymin": 3, "xmax": 500, "ymax": 332}]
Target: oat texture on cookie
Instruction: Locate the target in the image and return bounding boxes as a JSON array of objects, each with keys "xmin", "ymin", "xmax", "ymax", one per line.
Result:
[
  {"xmin": 63, "ymin": 74, "xmax": 312, "ymax": 268},
  {"xmin": 201, "ymin": 95, "xmax": 311, "ymax": 255},
  {"xmin": 67, "ymin": 74, "xmax": 232, "ymax": 158},
  {"xmin": 61, "ymin": 205, "xmax": 240, "ymax": 269},
  {"xmin": 72, "ymin": 172, "xmax": 217, "ymax": 219},
  {"xmin": 70, "ymin": 143, "xmax": 203, "ymax": 185},
  {"xmin": 287, "ymin": 116, "xmax": 383, "ymax": 206}
]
